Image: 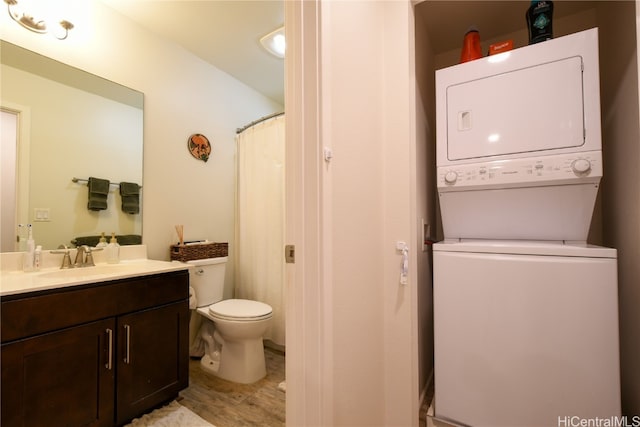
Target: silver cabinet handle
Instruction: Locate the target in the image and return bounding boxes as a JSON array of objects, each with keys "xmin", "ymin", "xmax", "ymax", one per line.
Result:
[
  {"xmin": 105, "ymin": 328, "xmax": 113, "ymax": 370},
  {"xmin": 124, "ymin": 324, "xmax": 131, "ymax": 364}
]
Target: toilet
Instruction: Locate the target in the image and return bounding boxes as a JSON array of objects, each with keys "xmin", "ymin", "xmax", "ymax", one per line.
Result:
[{"xmin": 187, "ymin": 257, "xmax": 273, "ymax": 384}]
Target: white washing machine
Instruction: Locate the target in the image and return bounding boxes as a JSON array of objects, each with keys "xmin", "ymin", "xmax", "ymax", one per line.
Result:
[
  {"xmin": 433, "ymin": 241, "xmax": 620, "ymax": 426},
  {"xmin": 433, "ymin": 28, "xmax": 621, "ymax": 426}
]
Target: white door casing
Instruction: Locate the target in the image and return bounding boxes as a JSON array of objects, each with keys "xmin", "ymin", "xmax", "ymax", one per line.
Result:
[{"xmin": 284, "ymin": 1, "xmax": 421, "ymax": 425}]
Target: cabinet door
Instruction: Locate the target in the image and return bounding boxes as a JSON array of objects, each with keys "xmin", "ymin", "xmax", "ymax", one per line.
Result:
[
  {"xmin": 1, "ymin": 318, "xmax": 116, "ymax": 427},
  {"xmin": 115, "ymin": 301, "xmax": 189, "ymax": 424}
]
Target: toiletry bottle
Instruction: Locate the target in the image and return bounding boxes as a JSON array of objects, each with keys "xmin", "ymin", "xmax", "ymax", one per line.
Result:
[
  {"xmin": 460, "ymin": 26, "xmax": 482, "ymax": 63},
  {"xmin": 526, "ymin": 1, "xmax": 553, "ymax": 44},
  {"xmin": 23, "ymin": 224, "xmax": 35, "ymax": 272},
  {"xmin": 106, "ymin": 232, "xmax": 120, "ymax": 264},
  {"xmin": 34, "ymin": 245, "xmax": 42, "ymax": 271},
  {"xmin": 17, "ymin": 223, "xmax": 27, "ymax": 252},
  {"xmin": 96, "ymin": 232, "xmax": 108, "ymax": 249}
]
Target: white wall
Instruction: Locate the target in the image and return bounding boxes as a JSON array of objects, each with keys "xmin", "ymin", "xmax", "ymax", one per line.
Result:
[
  {"xmin": 0, "ymin": 0, "xmax": 282, "ymax": 294},
  {"xmin": 320, "ymin": 2, "xmax": 385, "ymax": 422},
  {"xmin": 316, "ymin": 1, "xmax": 421, "ymax": 425}
]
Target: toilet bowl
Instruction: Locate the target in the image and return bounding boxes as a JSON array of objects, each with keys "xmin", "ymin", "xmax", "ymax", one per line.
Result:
[
  {"xmin": 197, "ymin": 299, "xmax": 272, "ymax": 383},
  {"xmin": 187, "ymin": 257, "xmax": 273, "ymax": 384}
]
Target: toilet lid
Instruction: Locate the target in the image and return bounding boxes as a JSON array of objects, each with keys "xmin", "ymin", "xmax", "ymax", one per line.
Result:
[{"xmin": 209, "ymin": 299, "xmax": 273, "ymax": 321}]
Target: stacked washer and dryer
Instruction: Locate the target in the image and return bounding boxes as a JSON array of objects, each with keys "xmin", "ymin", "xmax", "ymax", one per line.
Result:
[{"xmin": 433, "ymin": 28, "xmax": 621, "ymax": 426}]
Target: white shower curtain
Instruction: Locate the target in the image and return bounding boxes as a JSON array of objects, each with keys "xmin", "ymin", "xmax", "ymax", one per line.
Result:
[{"xmin": 235, "ymin": 114, "xmax": 285, "ymax": 346}]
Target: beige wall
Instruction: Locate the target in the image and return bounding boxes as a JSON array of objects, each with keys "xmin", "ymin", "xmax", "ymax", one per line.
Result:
[
  {"xmin": 598, "ymin": 1, "xmax": 640, "ymax": 416},
  {"xmin": 0, "ymin": 0, "xmax": 282, "ymax": 295}
]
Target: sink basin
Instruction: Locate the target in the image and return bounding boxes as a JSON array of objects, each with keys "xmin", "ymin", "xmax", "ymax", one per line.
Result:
[{"xmin": 38, "ymin": 263, "xmax": 144, "ymax": 279}]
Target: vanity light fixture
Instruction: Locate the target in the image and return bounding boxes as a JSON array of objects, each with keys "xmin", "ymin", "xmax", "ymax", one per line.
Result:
[
  {"xmin": 260, "ymin": 26, "xmax": 285, "ymax": 59},
  {"xmin": 4, "ymin": 0, "xmax": 74, "ymax": 40}
]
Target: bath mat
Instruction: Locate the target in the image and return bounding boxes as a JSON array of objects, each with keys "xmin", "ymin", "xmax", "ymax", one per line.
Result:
[{"xmin": 125, "ymin": 401, "xmax": 214, "ymax": 427}]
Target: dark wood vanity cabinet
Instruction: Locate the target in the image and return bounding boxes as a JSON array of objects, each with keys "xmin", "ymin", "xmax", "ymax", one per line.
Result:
[
  {"xmin": 116, "ymin": 301, "xmax": 189, "ymax": 425},
  {"xmin": 0, "ymin": 270, "xmax": 189, "ymax": 427},
  {"xmin": 1, "ymin": 318, "xmax": 116, "ymax": 427}
]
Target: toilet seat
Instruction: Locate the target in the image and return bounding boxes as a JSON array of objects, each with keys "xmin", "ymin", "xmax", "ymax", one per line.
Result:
[{"xmin": 209, "ymin": 299, "xmax": 272, "ymax": 321}]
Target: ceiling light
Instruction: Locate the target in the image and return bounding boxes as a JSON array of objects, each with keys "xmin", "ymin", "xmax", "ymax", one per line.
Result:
[
  {"xmin": 260, "ymin": 26, "xmax": 285, "ymax": 59},
  {"xmin": 4, "ymin": 0, "xmax": 74, "ymax": 40}
]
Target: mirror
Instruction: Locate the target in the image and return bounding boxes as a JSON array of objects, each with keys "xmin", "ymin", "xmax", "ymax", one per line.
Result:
[{"xmin": 1, "ymin": 41, "xmax": 143, "ymax": 252}]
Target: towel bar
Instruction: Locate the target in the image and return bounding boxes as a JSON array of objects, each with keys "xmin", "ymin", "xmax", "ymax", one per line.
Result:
[{"xmin": 72, "ymin": 177, "xmax": 142, "ymax": 188}]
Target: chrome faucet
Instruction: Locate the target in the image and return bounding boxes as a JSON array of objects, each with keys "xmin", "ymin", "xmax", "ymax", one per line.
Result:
[
  {"xmin": 74, "ymin": 245, "xmax": 88, "ymax": 266},
  {"xmin": 75, "ymin": 245, "xmax": 102, "ymax": 267},
  {"xmin": 51, "ymin": 245, "xmax": 72, "ymax": 269},
  {"xmin": 84, "ymin": 246, "xmax": 102, "ymax": 266},
  {"xmin": 51, "ymin": 244, "xmax": 103, "ymax": 269}
]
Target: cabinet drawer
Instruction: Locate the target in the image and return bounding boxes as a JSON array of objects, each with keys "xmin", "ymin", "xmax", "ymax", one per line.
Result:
[
  {"xmin": 118, "ymin": 272, "xmax": 189, "ymax": 315},
  {"xmin": 1, "ymin": 270, "xmax": 189, "ymax": 343}
]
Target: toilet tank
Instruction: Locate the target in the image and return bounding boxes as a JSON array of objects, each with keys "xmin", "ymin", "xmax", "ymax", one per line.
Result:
[{"xmin": 187, "ymin": 257, "xmax": 227, "ymax": 307}]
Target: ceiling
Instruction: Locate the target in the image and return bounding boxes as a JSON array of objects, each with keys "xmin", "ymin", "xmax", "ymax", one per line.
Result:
[
  {"xmin": 101, "ymin": 0, "xmax": 285, "ymax": 105},
  {"xmin": 100, "ymin": 1, "xmax": 595, "ymax": 107}
]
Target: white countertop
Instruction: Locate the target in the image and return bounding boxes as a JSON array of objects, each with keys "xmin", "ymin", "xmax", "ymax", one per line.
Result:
[{"xmin": 0, "ymin": 245, "xmax": 191, "ymax": 297}]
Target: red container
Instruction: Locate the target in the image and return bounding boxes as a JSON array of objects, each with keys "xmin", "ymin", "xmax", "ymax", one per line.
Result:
[{"xmin": 460, "ymin": 29, "xmax": 482, "ymax": 63}]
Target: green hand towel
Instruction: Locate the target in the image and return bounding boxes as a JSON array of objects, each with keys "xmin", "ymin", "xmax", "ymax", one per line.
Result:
[
  {"xmin": 87, "ymin": 177, "xmax": 110, "ymax": 211},
  {"xmin": 119, "ymin": 182, "xmax": 140, "ymax": 214}
]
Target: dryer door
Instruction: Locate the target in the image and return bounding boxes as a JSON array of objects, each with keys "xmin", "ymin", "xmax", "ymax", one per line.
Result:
[{"xmin": 446, "ymin": 56, "xmax": 584, "ymax": 161}]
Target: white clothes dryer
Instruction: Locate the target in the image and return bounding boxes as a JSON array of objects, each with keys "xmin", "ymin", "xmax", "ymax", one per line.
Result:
[{"xmin": 436, "ymin": 28, "xmax": 602, "ymax": 242}]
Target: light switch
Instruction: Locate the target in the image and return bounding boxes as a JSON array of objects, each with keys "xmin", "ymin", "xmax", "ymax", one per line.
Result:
[{"xmin": 34, "ymin": 208, "xmax": 51, "ymax": 222}]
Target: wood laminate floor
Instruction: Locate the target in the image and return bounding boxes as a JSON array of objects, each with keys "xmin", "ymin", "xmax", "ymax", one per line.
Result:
[{"xmin": 178, "ymin": 348, "xmax": 286, "ymax": 427}]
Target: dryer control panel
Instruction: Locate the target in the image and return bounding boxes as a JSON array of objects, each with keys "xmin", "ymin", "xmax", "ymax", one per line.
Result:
[{"xmin": 437, "ymin": 151, "xmax": 602, "ymax": 191}]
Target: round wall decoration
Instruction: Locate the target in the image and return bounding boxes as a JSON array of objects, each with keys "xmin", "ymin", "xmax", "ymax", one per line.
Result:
[{"xmin": 188, "ymin": 133, "xmax": 211, "ymax": 162}]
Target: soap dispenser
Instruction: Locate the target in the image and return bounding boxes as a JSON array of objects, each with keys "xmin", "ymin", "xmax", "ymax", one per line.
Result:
[
  {"xmin": 106, "ymin": 232, "xmax": 120, "ymax": 264},
  {"xmin": 96, "ymin": 232, "xmax": 108, "ymax": 249}
]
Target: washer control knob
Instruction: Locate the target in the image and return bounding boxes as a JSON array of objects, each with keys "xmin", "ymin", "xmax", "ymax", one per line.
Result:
[
  {"xmin": 571, "ymin": 159, "xmax": 592, "ymax": 174},
  {"xmin": 444, "ymin": 171, "xmax": 458, "ymax": 184}
]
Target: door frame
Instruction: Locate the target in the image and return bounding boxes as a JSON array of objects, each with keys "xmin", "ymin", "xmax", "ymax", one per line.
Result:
[
  {"xmin": 1, "ymin": 102, "xmax": 31, "ymax": 252},
  {"xmin": 284, "ymin": 1, "xmax": 332, "ymax": 425}
]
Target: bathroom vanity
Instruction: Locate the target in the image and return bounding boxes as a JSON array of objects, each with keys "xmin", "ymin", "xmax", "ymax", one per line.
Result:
[{"xmin": 0, "ymin": 254, "xmax": 190, "ymax": 427}]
